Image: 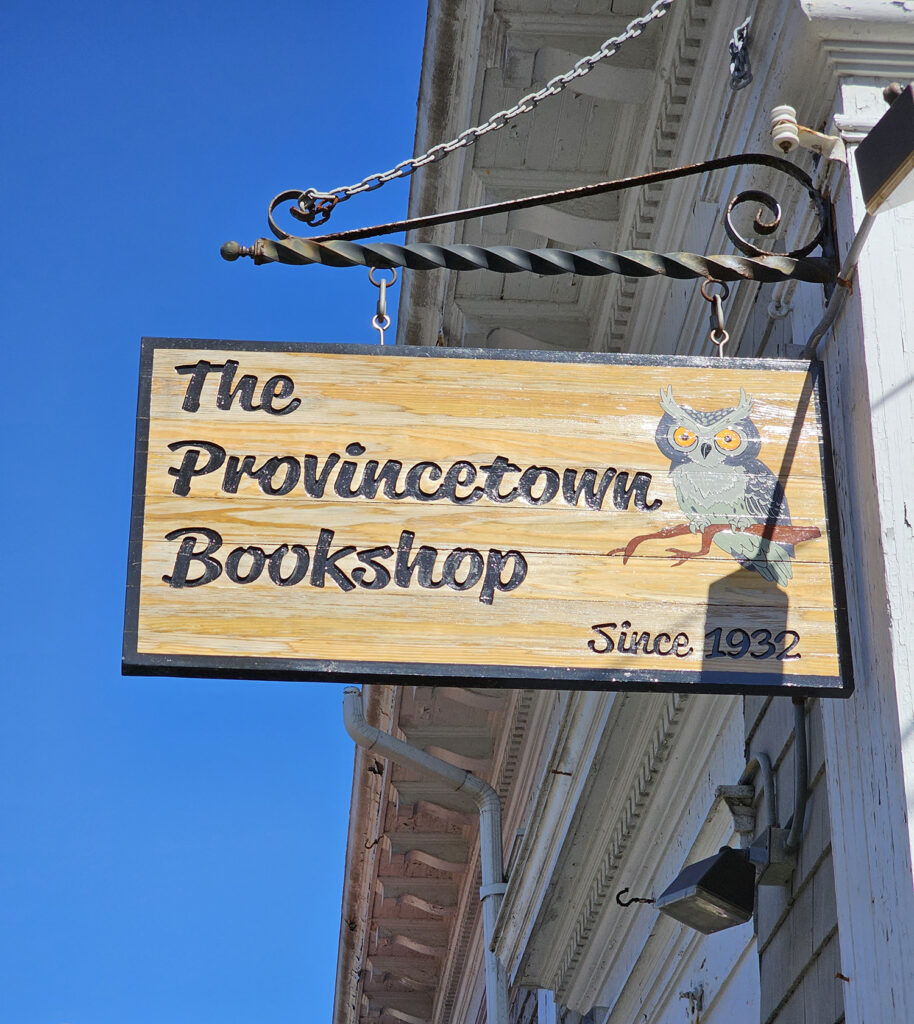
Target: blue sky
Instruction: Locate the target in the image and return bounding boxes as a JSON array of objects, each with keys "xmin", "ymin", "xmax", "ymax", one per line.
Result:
[{"xmin": 1, "ymin": 3, "xmax": 427, "ymax": 1021}]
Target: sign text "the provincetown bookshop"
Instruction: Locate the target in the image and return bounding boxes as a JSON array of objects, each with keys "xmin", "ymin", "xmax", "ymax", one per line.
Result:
[{"xmin": 123, "ymin": 340, "xmax": 852, "ymax": 695}]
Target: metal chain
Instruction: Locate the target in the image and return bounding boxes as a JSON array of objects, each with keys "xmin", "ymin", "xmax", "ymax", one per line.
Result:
[
  {"xmin": 296, "ymin": 0, "xmax": 678, "ymax": 225},
  {"xmin": 728, "ymin": 16, "xmax": 752, "ymax": 91}
]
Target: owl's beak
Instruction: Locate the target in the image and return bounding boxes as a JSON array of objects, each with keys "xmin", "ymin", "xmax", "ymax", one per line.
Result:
[{"xmin": 701, "ymin": 442, "xmax": 713, "ymax": 459}]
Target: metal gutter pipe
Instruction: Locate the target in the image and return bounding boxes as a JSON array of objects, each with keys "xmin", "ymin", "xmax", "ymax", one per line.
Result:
[
  {"xmin": 342, "ymin": 686, "xmax": 509, "ymax": 1024},
  {"xmin": 784, "ymin": 698, "xmax": 809, "ymax": 854},
  {"xmin": 739, "ymin": 751, "xmax": 777, "ymax": 831}
]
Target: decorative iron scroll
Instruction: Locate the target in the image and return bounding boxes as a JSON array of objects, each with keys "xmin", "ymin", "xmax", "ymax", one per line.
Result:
[
  {"xmin": 222, "ymin": 154, "xmax": 836, "ymax": 285},
  {"xmin": 724, "ymin": 189, "xmax": 827, "ymax": 260}
]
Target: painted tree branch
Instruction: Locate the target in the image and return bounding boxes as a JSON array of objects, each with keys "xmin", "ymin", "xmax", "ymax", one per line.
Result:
[{"xmin": 608, "ymin": 522, "xmax": 822, "ymax": 566}]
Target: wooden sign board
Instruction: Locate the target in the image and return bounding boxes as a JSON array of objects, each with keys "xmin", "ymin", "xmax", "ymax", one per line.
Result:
[{"xmin": 124, "ymin": 339, "xmax": 852, "ymax": 696}]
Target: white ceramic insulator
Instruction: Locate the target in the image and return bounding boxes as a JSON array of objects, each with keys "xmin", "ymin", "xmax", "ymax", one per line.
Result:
[{"xmin": 771, "ymin": 104, "xmax": 799, "ymax": 154}]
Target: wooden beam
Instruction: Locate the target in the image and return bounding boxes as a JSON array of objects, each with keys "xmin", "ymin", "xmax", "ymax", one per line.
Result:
[{"xmin": 533, "ymin": 47, "xmax": 653, "ymax": 104}]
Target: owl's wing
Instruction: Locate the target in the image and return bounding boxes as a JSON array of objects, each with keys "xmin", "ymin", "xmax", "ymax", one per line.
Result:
[
  {"xmin": 744, "ymin": 463, "xmax": 791, "ymax": 526},
  {"xmin": 727, "ymin": 462, "xmax": 795, "ymax": 575}
]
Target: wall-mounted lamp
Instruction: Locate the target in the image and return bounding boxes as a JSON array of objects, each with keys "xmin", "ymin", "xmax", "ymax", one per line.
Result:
[
  {"xmin": 655, "ymin": 826, "xmax": 799, "ymax": 934},
  {"xmin": 656, "ymin": 701, "xmax": 809, "ymax": 934},
  {"xmin": 856, "ymin": 83, "xmax": 914, "ymax": 214},
  {"xmin": 654, "ymin": 846, "xmax": 755, "ymax": 934}
]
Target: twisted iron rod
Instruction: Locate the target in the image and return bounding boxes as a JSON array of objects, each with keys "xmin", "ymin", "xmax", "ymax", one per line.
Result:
[{"xmin": 221, "ymin": 237, "xmax": 834, "ymax": 284}]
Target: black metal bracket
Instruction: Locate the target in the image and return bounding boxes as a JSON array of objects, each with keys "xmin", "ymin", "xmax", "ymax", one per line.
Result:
[
  {"xmin": 222, "ymin": 154, "xmax": 838, "ymax": 287},
  {"xmin": 222, "ymin": 237, "xmax": 833, "ymax": 285}
]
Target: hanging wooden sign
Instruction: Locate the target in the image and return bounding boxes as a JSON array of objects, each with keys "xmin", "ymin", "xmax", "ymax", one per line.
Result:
[{"xmin": 123, "ymin": 339, "xmax": 852, "ymax": 695}]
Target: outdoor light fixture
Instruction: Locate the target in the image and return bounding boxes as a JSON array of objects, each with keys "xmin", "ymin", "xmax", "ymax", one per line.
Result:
[
  {"xmin": 856, "ymin": 83, "xmax": 914, "ymax": 214},
  {"xmin": 654, "ymin": 846, "xmax": 756, "ymax": 934},
  {"xmin": 656, "ymin": 704, "xmax": 808, "ymax": 934}
]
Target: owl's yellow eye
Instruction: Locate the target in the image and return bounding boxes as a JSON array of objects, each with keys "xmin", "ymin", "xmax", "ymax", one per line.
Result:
[
  {"xmin": 673, "ymin": 427, "xmax": 696, "ymax": 447},
  {"xmin": 715, "ymin": 428, "xmax": 742, "ymax": 451}
]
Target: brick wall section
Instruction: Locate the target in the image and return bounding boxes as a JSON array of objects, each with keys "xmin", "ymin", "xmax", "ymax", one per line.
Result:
[{"xmin": 745, "ymin": 696, "xmax": 846, "ymax": 1024}]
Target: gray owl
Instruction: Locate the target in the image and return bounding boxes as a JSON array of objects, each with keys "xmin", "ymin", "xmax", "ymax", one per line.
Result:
[{"xmin": 654, "ymin": 386, "xmax": 793, "ymax": 585}]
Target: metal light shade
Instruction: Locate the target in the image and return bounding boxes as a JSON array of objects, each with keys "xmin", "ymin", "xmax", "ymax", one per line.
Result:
[
  {"xmin": 655, "ymin": 846, "xmax": 755, "ymax": 934},
  {"xmin": 856, "ymin": 84, "xmax": 914, "ymax": 215}
]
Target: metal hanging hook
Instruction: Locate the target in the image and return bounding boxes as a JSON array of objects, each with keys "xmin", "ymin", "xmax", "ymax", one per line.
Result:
[
  {"xmin": 701, "ymin": 278, "xmax": 731, "ymax": 356},
  {"xmin": 616, "ymin": 888, "xmax": 655, "ymax": 908},
  {"xmin": 368, "ymin": 267, "xmax": 398, "ymax": 345}
]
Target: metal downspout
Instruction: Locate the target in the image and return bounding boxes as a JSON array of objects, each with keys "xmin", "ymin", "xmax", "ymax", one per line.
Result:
[
  {"xmin": 342, "ymin": 687, "xmax": 509, "ymax": 1024},
  {"xmin": 784, "ymin": 698, "xmax": 809, "ymax": 854}
]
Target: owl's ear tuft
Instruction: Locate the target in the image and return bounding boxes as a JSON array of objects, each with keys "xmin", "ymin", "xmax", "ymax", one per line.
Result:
[
  {"xmin": 659, "ymin": 386, "xmax": 682, "ymax": 419},
  {"xmin": 735, "ymin": 388, "xmax": 753, "ymax": 418}
]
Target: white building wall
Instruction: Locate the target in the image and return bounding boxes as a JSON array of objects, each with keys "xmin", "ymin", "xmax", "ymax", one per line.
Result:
[
  {"xmin": 746, "ymin": 698, "xmax": 844, "ymax": 1024},
  {"xmin": 813, "ymin": 80, "xmax": 914, "ymax": 1024}
]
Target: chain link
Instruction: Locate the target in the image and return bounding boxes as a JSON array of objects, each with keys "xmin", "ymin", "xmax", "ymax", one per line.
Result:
[{"xmin": 297, "ymin": 0, "xmax": 678, "ymax": 223}]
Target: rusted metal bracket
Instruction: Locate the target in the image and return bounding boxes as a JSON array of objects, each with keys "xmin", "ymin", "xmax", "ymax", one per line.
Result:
[{"xmin": 222, "ymin": 153, "xmax": 838, "ymax": 286}]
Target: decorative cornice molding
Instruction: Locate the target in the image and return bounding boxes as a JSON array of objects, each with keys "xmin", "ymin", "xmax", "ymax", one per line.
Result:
[
  {"xmin": 435, "ymin": 689, "xmax": 536, "ymax": 1024},
  {"xmin": 606, "ymin": 0, "xmax": 712, "ymax": 349},
  {"xmin": 795, "ymin": 2, "xmax": 914, "ymax": 87},
  {"xmin": 399, "ymin": 0, "xmax": 488, "ymax": 347},
  {"xmin": 559, "ymin": 694, "xmax": 744, "ymax": 1017},
  {"xmin": 804, "ymin": 0, "xmax": 914, "ymax": 82},
  {"xmin": 492, "ymin": 690, "xmax": 608, "ymax": 979},
  {"xmin": 553, "ymin": 692, "xmax": 689, "ymax": 999}
]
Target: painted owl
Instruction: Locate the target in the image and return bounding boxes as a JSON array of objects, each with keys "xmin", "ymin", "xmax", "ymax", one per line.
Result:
[{"xmin": 654, "ymin": 386, "xmax": 793, "ymax": 585}]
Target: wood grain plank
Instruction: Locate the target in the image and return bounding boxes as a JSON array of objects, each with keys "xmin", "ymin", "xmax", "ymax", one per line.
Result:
[{"xmin": 125, "ymin": 341, "xmax": 849, "ymax": 692}]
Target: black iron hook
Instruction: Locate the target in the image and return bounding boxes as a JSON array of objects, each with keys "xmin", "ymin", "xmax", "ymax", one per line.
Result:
[{"xmin": 616, "ymin": 888, "xmax": 655, "ymax": 908}]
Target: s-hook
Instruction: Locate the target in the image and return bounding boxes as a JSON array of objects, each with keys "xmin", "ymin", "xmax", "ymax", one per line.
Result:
[
  {"xmin": 701, "ymin": 279, "xmax": 731, "ymax": 356},
  {"xmin": 369, "ymin": 266, "xmax": 398, "ymax": 345}
]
